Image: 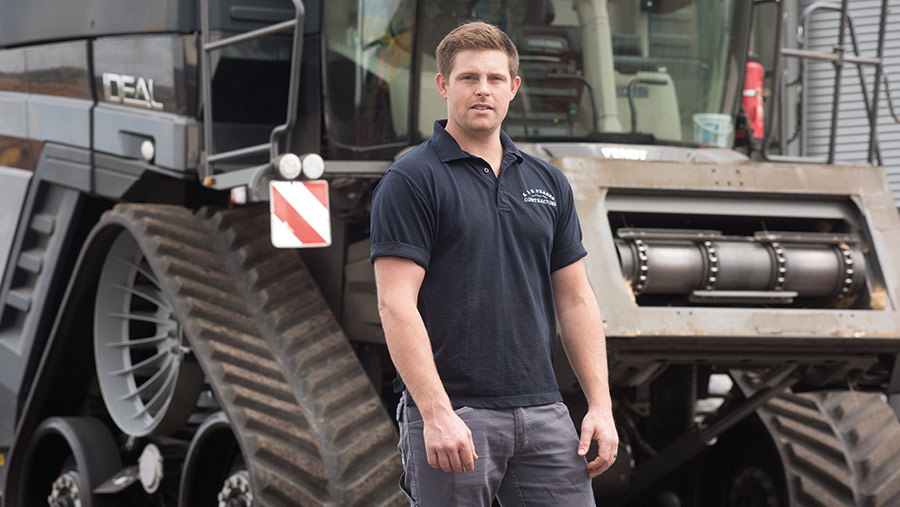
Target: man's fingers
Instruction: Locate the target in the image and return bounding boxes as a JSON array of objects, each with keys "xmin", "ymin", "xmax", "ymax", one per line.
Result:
[
  {"xmin": 588, "ymin": 463, "xmax": 612, "ymax": 478},
  {"xmin": 577, "ymin": 427, "xmax": 592, "ymax": 456},
  {"xmin": 427, "ymin": 448, "xmax": 439, "ymax": 469},
  {"xmin": 586, "ymin": 455, "xmax": 611, "ymax": 478},
  {"xmin": 437, "ymin": 451, "xmax": 453, "ymax": 473},
  {"xmin": 585, "ymin": 442, "xmax": 618, "ymax": 478},
  {"xmin": 461, "ymin": 434, "xmax": 476, "ymax": 471},
  {"xmin": 460, "ymin": 445, "xmax": 475, "ymax": 472},
  {"xmin": 447, "ymin": 446, "xmax": 465, "ymax": 473}
]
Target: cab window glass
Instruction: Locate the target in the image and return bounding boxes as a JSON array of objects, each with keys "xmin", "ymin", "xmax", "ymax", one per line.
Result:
[
  {"xmin": 415, "ymin": 0, "xmax": 747, "ymax": 145},
  {"xmin": 323, "ymin": 0, "xmax": 415, "ymax": 158}
]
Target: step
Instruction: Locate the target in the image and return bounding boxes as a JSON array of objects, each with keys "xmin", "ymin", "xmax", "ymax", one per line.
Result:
[
  {"xmin": 17, "ymin": 250, "xmax": 44, "ymax": 275},
  {"xmin": 30, "ymin": 213, "xmax": 56, "ymax": 235},
  {"xmin": 6, "ymin": 288, "xmax": 32, "ymax": 312}
]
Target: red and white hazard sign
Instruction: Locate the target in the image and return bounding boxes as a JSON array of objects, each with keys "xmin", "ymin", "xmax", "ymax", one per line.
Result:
[{"xmin": 269, "ymin": 180, "xmax": 332, "ymax": 248}]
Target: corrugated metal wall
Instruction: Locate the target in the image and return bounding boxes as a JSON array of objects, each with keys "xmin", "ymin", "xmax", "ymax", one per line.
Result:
[{"xmin": 798, "ymin": 0, "xmax": 900, "ymax": 204}]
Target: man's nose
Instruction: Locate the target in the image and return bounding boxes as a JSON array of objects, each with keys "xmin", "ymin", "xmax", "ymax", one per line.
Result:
[{"xmin": 475, "ymin": 77, "xmax": 491, "ymax": 96}]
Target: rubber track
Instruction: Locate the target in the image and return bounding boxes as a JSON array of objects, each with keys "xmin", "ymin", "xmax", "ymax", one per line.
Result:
[
  {"xmin": 202, "ymin": 205, "xmax": 405, "ymax": 507},
  {"xmin": 757, "ymin": 390, "xmax": 900, "ymax": 507},
  {"xmin": 102, "ymin": 204, "xmax": 404, "ymax": 507}
]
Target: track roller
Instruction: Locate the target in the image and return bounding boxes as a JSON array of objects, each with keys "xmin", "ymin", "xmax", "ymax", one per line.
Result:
[{"xmin": 16, "ymin": 417, "xmax": 122, "ymax": 507}]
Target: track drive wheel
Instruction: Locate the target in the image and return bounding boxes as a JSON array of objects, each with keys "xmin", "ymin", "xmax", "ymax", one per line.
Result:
[
  {"xmin": 16, "ymin": 417, "xmax": 122, "ymax": 507},
  {"xmin": 93, "ymin": 225, "xmax": 203, "ymax": 437}
]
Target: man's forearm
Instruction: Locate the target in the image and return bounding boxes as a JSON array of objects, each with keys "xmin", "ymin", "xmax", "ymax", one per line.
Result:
[
  {"xmin": 558, "ymin": 296, "xmax": 612, "ymax": 410},
  {"xmin": 379, "ymin": 301, "xmax": 454, "ymax": 417}
]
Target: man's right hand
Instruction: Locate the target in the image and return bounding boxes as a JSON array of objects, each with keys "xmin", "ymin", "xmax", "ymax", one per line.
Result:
[{"xmin": 422, "ymin": 407, "xmax": 478, "ymax": 473}]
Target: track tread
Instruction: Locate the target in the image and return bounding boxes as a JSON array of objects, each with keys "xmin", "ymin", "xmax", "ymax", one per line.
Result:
[
  {"xmin": 757, "ymin": 389, "xmax": 900, "ymax": 507},
  {"xmin": 817, "ymin": 392, "xmax": 900, "ymax": 506},
  {"xmin": 206, "ymin": 205, "xmax": 404, "ymax": 506}
]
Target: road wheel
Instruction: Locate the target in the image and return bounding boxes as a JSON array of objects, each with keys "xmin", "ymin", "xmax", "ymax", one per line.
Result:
[
  {"xmin": 16, "ymin": 417, "xmax": 122, "ymax": 507},
  {"xmin": 689, "ymin": 416, "xmax": 787, "ymax": 507},
  {"xmin": 179, "ymin": 411, "xmax": 251, "ymax": 507}
]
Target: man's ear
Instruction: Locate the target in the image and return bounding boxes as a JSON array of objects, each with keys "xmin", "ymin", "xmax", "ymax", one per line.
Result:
[
  {"xmin": 510, "ymin": 75, "xmax": 521, "ymax": 99},
  {"xmin": 436, "ymin": 72, "xmax": 449, "ymax": 99}
]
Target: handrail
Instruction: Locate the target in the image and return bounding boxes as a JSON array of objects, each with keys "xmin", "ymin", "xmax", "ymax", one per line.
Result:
[
  {"xmin": 797, "ymin": 1, "xmax": 883, "ymax": 165},
  {"xmin": 199, "ymin": 0, "xmax": 305, "ymax": 184},
  {"xmin": 759, "ymin": 0, "xmax": 888, "ymax": 165},
  {"xmin": 204, "ymin": 19, "xmax": 296, "ymax": 51},
  {"xmin": 206, "ymin": 143, "xmax": 270, "ymax": 163}
]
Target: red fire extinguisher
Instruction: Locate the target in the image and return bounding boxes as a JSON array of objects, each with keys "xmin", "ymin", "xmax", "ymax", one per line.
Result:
[{"xmin": 742, "ymin": 59, "xmax": 765, "ymax": 144}]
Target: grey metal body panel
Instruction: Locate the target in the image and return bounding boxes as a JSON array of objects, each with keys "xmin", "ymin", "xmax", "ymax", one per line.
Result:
[
  {"xmin": 0, "ymin": 40, "xmax": 93, "ymax": 146},
  {"xmin": 0, "ymin": 0, "xmax": 198, "ymax": 48},
  {"xmin": 27, "ymin": 95, "xmax": 92, "ymax": 147},
  {"xmin": 0, "ymin": 48, "xmax": 26, "ymax": 92},
  {"xmin": 0, "ymin": 168, "xmax": 32, "ymax": 291},
  {"xmin": 27, "ymin": 143, "xmax": 164, "ymax": 201},
  {"xmin": 23, "ymin": 41, "xmax": 92, "ymax": 99},
  {"xmin": 0, "ymin": 155, "xmax": 83, "ymax": 450},
  {"xmin": 0, "ymin": 92, "xmax": 27, "ymax": 138},
  {"xmin": 93, "ymin": 104, "xmax": 200, "ymax": 171},
  {"xmin": 0, "ymin": 92, "xmax": 91, "ymax": 148},
  {"xmin": 93, "ymin": 153, "xmax": 167, "ymax": 199},
  {"xmin": 36, "ymin": 144, "xmax": 93, "ymax": 192},
  {"xmin": 0, "ymin": 0, "xmax": 317, "ymax": 48},
  {"xmin": 555, "ymin": 157, "xmax": 900, "ymax": 345}
]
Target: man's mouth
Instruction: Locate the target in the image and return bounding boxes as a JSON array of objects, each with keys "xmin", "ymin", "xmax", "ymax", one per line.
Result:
[{"xmin": 471, "ymin": 104, "xmax": 492, "ymax": 110}]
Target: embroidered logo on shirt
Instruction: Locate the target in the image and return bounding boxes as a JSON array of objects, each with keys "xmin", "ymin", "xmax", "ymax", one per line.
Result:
[{"xmin": 522, "ymin": 188, "xmax": 557, "ymax": 207}]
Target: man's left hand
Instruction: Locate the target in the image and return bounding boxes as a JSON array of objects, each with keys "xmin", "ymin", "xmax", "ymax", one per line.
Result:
[{"xmin": 577, "ymin": 408, "xmax": 618, "ymax": 478}]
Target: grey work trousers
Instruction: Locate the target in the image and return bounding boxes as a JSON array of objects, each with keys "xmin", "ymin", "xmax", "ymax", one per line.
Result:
[{"xmin": 397, "ymin": 396, "xmax": 596, "ymax": 507}]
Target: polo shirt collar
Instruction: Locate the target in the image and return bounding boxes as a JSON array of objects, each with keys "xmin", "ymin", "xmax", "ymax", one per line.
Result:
[{"xmin": 432, "ymin": 120, "xmax": 524, "ymax": 164}]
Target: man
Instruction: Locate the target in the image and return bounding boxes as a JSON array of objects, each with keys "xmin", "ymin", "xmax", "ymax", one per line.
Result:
[{"xmin": 370, "ymin": 21, "xmax": 617, "ymax": 506}]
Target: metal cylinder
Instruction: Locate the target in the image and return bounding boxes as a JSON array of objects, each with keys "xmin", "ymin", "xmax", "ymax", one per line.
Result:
[
  {"xmin": 713, "ymin": 242, "xmax": 773, "ymax": 291},
  {"xmin": 615, "ymin": 234, "xmax": 868, "ymax": 304},
  {"xmin": 643, "ymin": 241, "xmax": 706, "ymax": 293},
  {"xmin": 782, "ymin": 244, "xmax": 841, "ymax": 297}
]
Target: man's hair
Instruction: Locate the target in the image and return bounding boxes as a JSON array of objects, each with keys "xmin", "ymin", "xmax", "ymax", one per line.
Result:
[{"xmin": 436, "ymin": 21, "xmax": 519, "ymax": 80}]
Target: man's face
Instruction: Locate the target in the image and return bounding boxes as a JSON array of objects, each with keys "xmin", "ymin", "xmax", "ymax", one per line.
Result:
[{"xmin": 436, "ymin": 49, "xmax": 520, "ymax": 139}]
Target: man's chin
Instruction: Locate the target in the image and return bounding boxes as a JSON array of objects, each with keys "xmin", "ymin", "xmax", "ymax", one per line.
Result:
[{"xmin": 464, "ymin": 119, "xmax": 500, "ymax": 133}]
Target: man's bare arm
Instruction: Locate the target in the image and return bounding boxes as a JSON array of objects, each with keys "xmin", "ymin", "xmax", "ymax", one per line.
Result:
[
  {"xmin": 374, "ymin": 256, "xmax": 477, "ymax": 473},
  {"xmin": 551, "ymin": 259, "xmax": 618, "ymax": 478}
]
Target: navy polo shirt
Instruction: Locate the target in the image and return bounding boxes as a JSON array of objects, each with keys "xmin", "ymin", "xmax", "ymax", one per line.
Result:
[{"xmin": 370, "ymin": 120, "xmax": 587, "ymax": 409}]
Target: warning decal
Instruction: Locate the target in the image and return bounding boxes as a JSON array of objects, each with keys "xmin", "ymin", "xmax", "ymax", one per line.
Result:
[{"xmin": 269, "ymin": 180, "xmax": 332, "ymax": 248}]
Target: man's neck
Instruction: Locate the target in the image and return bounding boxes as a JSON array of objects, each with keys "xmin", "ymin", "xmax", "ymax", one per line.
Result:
[{"xmin": 445, "ymin": 122, "xmax": 504, "ymax": 171}]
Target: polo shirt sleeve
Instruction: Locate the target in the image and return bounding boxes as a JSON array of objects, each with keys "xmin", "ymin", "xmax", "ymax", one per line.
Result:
[
  {"xmin": 370, "ymin": 169, "xmax": 434, "ymax": 269},
  {"xmin": 550, "ymin": 180, "xmax": 587, "ymax": 272}
]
